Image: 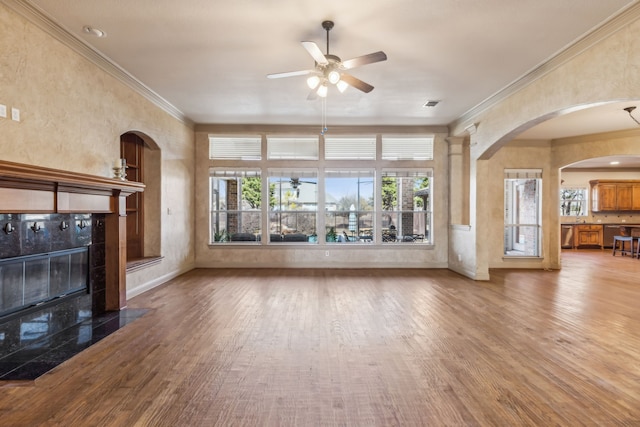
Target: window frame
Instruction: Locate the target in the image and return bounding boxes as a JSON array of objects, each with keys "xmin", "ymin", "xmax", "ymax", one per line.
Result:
[
  {"xmin": 560, "ymin": 186, "xmax": 588, "ymax": 217},
  {"xmin": 504, "ymin": 169, "xmax": 542, "ymax": 257},
  {"xmin": 209, "ymin": 168, "xmax": 263, "ymax": 244},
  {"xmin": 207, "ymin": 133, "xmax": 437, "ymax": 247}
]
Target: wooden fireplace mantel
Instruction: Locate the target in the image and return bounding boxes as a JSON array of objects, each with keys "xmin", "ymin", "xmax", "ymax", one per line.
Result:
[{"xmin": 0, "ymin": 160, "xmax": 145, "ymax": 310}]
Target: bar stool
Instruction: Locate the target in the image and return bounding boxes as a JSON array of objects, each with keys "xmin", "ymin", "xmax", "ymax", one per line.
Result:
[{"xmin": 612, "ymin": 235, "xmax": 634, "ymax": 256}]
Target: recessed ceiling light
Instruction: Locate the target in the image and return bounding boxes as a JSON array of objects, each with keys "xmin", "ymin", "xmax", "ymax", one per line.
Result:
[
  {"xmin": 423, "ymin": 100, "xmax": 439, "ymax": 108},
  {"xmin": 610, "ymin": 161, "xmax": 620, "ymax": 165},
  {"xmin": 82, "ymin": 25, "xmax": 106, "ymax": 38}
]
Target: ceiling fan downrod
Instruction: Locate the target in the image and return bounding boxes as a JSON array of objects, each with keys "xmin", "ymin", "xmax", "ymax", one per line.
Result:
[{"xmin": 322, "ymin": 20, "xmax": 334, "ymax": 55}]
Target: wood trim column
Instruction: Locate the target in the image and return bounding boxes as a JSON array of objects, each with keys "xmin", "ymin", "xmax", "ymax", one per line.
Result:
[
  {"xmin": 446, "ymin": 137, "xmax": 465, "ymax": 225},
  {"xmin": 105, "ymin": 192, "xmax": 128, "ymax": 310}
]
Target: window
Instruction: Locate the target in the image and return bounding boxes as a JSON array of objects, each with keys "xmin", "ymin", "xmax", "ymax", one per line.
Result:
[
  {"xmin": 269, "ymin": 169, "xmax": 317, "ymax": 243},
  {"xmin": 504, "ymin": 169, "xmax": 542, "ymax": 257},
  {"xmin": 380, "ymin": 170, "xmax": 432, "ymax": 243},
  {"xmin": 267, "ymin": 136, "xmax": 318, "ymax": 160},
  {"xmin": 209, "ymin": 136, "xmax": 261, "ymax": 160},
  {"xmin": 210, "ymin": 169, "xmax": 262, "ymax": 243},
  {"xmin": 207, "ymin": 133, "xmax": 436, "ymax": 246},
  {"xmin": 325, "ymin": 136, "xmax": 376, "ymax": 160},
  {"xmin": 560, "ymin": 187, "xmax": 587, "ymax": 217},
  {"xmin": 324, "ymin": 170, "xmax": 375, "ymax": 242},
  {"xmin": 382, "ymin": 136, "xmax": 433, "ymax": 160}
]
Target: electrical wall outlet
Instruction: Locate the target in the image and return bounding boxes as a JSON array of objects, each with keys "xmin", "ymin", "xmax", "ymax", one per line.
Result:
[
  {"xmin": 11, "ymin": 107, "xmax": 20, "ymax": 122},
  {"xmin": 0, "ymin": 104, "xmax": 6, "ymax": 118}
]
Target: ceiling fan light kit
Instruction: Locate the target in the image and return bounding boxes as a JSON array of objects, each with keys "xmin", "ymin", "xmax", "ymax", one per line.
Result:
[{"xmin": 267, "ymin": 20, "xmax": 387, "ymax": 98}]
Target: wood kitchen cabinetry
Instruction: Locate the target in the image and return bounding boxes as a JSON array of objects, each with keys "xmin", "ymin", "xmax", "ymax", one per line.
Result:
[
  {"xmin": 573, "ymin": 224, "xmax": 603, "ymax": 248},
  {"xmin": 590, "ymin": 180, "xmax": 640, "ymax": 212},
  {"xmin": 562, "ymin": 223, "xmax": 640, "ymax": 249}
]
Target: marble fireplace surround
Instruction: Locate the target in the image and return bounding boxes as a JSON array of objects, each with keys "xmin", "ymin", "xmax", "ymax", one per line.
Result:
[{"xmin": 0, "ymin": 160, "xmax": 145, "ymax": 313}]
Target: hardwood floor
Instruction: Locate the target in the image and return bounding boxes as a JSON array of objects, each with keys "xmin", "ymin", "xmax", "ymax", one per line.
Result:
[{"xmin": 1, "ymin": 250, "xmax": 639, "ymax": 426}]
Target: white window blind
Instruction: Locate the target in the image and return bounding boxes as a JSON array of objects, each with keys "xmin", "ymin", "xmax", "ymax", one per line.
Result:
[
  {"xmin": 268, "ymin": 169, "xmax": 318, "ymax": 179},
  {"xmin": 209, "ymin": 136, "xmax": 261, "ymax": 160},
  {"xmin": 267, "ymin": 137, "xmax": 318, "ymax": 160},
  {"xmin": 382, "ymin": 169, "xmax": 433, "ymax": 178},
  {"xmin": 210, "ymin": 168, "xmax": 261, "ymax": 178},
  {"xmin": 504, "ymin": 169, "xmax": 542, "ymax": 179},
  {"xmin": 325, "ymin": 137, "xmax": 376, "ymax": 160},
  {"xmin": 382, "ymin": 136, "xmax": 434, "ymax": 160},
  {"xmin": 325, "ymin": 169, "xmax": 374, "ymax": 178}
]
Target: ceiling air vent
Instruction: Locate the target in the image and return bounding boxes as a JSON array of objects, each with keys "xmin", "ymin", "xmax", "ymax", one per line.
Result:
[{"xmin": 423, "ymin": 100, "xmax": 439, "ymax": 107}]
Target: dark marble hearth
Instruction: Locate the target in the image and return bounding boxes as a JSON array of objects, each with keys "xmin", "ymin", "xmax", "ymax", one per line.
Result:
[{"xmin": 0, "ymin": 308, "xmax": 148, "ymax": 381}]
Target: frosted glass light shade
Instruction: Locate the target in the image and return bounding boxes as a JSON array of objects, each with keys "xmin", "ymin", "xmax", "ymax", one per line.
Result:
[
  {"xmin": 307, "ymin": 75, "xmax": 320, "ymax": 89},
  {"xmin": 327, "ymin": 70, "xmax": 341, "ymax": 85}
]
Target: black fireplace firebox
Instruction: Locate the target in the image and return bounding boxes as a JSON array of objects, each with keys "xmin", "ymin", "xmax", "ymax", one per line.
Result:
[
  {"xmin": 0, "ymin": 213, "xmax": 106, "ymax": 325},
  {"xmin": 0, "ymin": 247, "xmax": 89, "ymax": 318}
]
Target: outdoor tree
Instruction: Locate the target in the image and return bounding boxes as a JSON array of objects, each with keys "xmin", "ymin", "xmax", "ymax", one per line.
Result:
[
  {"xmin": 381, "ymin": 177, "xmax": 397, "ymax": 210},
  {"xmin": 241, "ymin": 177, "xmax": 262, "ymax": 208},
  {"xmin": 338, "ymin": 195, "xmax": 358, "ymax": 211},
  {"xmin": 240, "ymin": 177, "xmax": 276, "ymax": 208},
  {"xmin": 560, "ymin": 188, "xmax": 584, "ymax": 216},
  {"xmin": 414, "ymin": 177, "xmax": 430, "ymax": 208}
]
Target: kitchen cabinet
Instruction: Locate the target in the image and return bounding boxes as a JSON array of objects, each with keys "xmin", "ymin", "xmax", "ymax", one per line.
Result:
[
  {"xmin": 562, "ymin": 224, "xmax": 640, "ymax": 249},
  {"xmin": 590, "ymin": 180, "xmax": 640, "ymax": 212},
  {"xmin": 573, "ymin": 224, "xmax": 603, "ymax": 248}
]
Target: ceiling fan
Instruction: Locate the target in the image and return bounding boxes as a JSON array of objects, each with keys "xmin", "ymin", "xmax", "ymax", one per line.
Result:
[
  {"xmin": 267, "ymin": 20, "xmax": 387, "ymax": 99},
  {"xmin": 274, "ymin": 177, "xmax": 317, "ymax": 197}
]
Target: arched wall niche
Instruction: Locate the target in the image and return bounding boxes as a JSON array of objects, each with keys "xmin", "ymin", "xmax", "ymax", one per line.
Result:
[{"xmin": 121, "ymin": 130, "xmax": 162, "ymax": 259}]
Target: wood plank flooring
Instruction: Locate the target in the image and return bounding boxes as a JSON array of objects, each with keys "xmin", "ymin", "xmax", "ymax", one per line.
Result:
[{"xmin": 1, "ymin": 250, "xmax": 639, "ymax": 426}]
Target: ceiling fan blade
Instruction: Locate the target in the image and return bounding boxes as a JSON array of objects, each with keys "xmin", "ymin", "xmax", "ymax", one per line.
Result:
[
  {"xmin": 302, "ymin": 41, "xmax": 329, "ymax": 65},
  {"xmin": 267, "ymin": 69, "xmax": 315, "ymax": 79},
  {"xmin": 340, "ymin": 73, "xmax": 374, "ymax": 93},
  {"xmin": 342, "ymin": 51, "xmax": 387, "ymax": 69},
  {"xmin": 307, "ymin": 89, "xmax": 318, "ymax": 101}
]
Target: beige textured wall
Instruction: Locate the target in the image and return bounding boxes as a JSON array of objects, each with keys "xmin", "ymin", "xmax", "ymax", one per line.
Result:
[
  {"xmin": 449, "ymin": 17, "xmax": 640, "ymax": 278},
  {"xmin": 0, "ymin": 4, "xmax": 195, "ymax": 296},
  {"xmin": 194, "ymin": 126, "xmax": 449, "ymax": 269}
]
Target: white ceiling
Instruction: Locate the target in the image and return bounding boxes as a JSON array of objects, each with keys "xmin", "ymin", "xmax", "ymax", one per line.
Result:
[
  {"xmin": 20, "ymin": 0, "xmax": 639, "ymax": 171},
  {"xmin": 17, "ymin": 0, "xmax": 639, "ymax": 139}
]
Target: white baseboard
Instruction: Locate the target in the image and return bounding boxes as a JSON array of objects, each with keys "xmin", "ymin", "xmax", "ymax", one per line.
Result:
[
  {"xmin": 448, "ymin": 264, "xmax": 490, "ymax": 281},
  {"xmin": 126, "ymin": 263, "xmax": 195, "ymax": 299}
]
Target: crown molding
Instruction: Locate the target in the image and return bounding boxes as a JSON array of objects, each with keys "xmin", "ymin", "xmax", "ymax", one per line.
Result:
[
  {"xmin": 450, "ymin": 2, "xmax": 640, "ymax": 133},
  {"xmin": 2, "ymin": 0, "xmax": 193, "ymax": 127}
]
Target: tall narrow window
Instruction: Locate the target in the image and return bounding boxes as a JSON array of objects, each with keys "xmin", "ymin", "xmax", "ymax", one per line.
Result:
[
  {"xmin": 210, "ymin": 169, "xmax": 262, "ymax": 243},
  {"xmin": 120, "ymin": 133, "xmax": 144, "ymax": 260},
  {"xmin": 380, "ymin": 170, "xmax": 432, "ymax": 243},
  {"xmin": 324, "ymin": 170, "xmax": 375, "ymax": 242},
  {"xmin": 268, "ymin": 170, "xmax": 317, "ymax": 243},
  {"xmin": 504, "ymin": 169, "xmax": 542, "ymax": 257}
]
